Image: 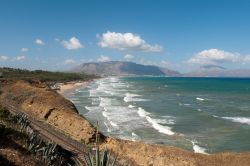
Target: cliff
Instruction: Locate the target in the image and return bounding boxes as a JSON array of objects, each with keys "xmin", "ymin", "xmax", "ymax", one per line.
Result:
[{"xmin": 1, "ymin": 80, "xmax": 250, "ymax": 166}]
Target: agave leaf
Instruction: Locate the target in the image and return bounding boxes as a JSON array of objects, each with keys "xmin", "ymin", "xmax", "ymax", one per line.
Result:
[
  {"xmin": 88, "ymin": 151, "xmax": 94, "ymax": 166},
  {"xmin": 111, "ymin": 154, "xmax": 118, "ymax": 166}
]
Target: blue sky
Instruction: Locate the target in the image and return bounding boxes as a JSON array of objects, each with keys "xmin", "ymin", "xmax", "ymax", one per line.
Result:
[{"xmin": 0, "ymin": 0, "xmax": 250, "ymax": 72}]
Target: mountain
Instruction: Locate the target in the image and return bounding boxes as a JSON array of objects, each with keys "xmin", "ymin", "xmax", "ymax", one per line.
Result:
[
  {"xmin": 185, "ymin": 65, "xmax": 250, "ymax": 77},
  {"xmin": 71, "ymin": 61, "xmax": 180, "ymax": 76}
]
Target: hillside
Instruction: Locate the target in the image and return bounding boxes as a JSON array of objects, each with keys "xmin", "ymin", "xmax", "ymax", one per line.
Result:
[
  {"xmin": 184, "ymin": 65, "xmax": 250, "ymax": 77},
  {"xmin": 72, "ymin": 61, "xmax": 180, "ymax": 76},
  {"xmin": 0, "ymin": 67, "xmax": 97, "ymax": 83}
]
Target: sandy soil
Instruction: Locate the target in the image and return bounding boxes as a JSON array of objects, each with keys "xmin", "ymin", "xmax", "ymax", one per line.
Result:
[{"xmin": 56, "ymin": 81, "xmax": 92, "ymax": 95}]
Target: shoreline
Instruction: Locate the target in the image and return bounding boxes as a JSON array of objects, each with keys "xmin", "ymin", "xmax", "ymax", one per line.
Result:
[
  {"xmin": 56, "ymin": 80, "xmax": 93, "ymax": 95},
  {"xmin": 1, "ymin": 79, "xmax": 250, "ymax": 165},
  {"xmin": 58, "ymin": 77, "xmax": 246, "ymax": 155}
]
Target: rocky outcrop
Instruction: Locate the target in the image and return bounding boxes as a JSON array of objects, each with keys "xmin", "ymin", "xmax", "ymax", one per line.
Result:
[{"xmin": 1, "ymin": 80, "xmax": 250, "ymax": 166}]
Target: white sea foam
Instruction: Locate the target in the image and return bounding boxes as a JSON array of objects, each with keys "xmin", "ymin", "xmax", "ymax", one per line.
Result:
[
  {"xmin": 99, "ymin": 97, "xmax": 112, "ymax": 107},
  {"xmin": 104, "ymin": 122, "xmax": 111, "ymax": 132},
  {"xmin": 146, "ymin": 116, "xmax": 175, "ymax": 135},
  {"xmin": 137, "ymin": 107, "xmax": 175, "ymax": 135},
  {"xmin": 155, "ymin": 117, "xmax": 175, "ymax": 125},
  {"xmin": 178, "ymin": 103, "xmax": 191, "ymax": 106},
  {"xmin": 191, "ymin": 140, "xmax": 208, "ymax": 154},
  {"xmin": 128, "ymin": 105, "xmax": 135, "ymax": 108},
  {"xmin": 196, "ymin": 97, "xmax": 205, "ymax": 101},
  {"xmin": 110, "ymin": 121, "xmax": 118, "ymax": 127},
  {"xmin": 102, "ymin": 110, "xmax": 120, "ymax": 128},
  {"xmin": 124, "ymin": 93, "xmax": 141, "ymax": 102},
  {"xmin": 131, "ymin": 132, "xmax": 140, "ymax": 141},
  {"xmin": 137, "ymin": 107, "xmax": 150, "ymax": 117},
  {"xmin": 102, "ymin": 111, "xmax": 108, "ymax": 118},
  {"xmin": 221, "ymin": 117, "xmax": 250, "ymax": 125},
  {"xmin": 85, "ymin": 106, "xmax": 103, "ymax": 113}
]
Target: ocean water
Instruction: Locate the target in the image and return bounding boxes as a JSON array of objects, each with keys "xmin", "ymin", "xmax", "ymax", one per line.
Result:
[{"xmin": 65, "ymin": 77, "xmax": 250, "ymax": 154}]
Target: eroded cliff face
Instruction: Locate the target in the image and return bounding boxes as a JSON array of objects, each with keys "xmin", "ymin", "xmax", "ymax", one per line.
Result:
[
  {"xmin": 0, "ymin": 80, "xmax": 96, "ymax": 144},
  {"xmin": 1, "ymin": 80, "xmax": 250, "ymax": 166}
]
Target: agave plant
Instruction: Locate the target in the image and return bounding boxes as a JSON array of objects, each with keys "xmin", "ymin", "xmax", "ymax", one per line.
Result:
[
  {"xmin": 83, "ymin": 148, "xmax": 117, "ymax": 166},
  {"xmin": 38, "ymin": 142, "xmax": 59, "ymax": 164},
  {"xmin": 83, "ymin": 121, "xmax": 118, "ymax": 166},
  {"xmin": 15, "ymin": 113, "xmax": 30, "ymax": 132},
  {"xmin": 26, "ymin": 132, "xmax": 43, "ymax": 153}
]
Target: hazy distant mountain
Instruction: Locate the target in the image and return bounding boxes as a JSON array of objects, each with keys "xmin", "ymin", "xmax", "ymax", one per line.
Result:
[
  {"xmin": 72, "ymin": 61, "xmax": 180, "ymax": 76},
  {"xmin": 185, "ymin": 65, "xmax": 250, "ymax": 77}
]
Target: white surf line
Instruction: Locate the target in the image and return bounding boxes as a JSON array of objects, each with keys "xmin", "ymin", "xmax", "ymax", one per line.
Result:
[
  {"xmin": 191, "ymin": 140, "xmax": 208, "ymax": 154},
  {"xmin": 221, "ymin": 117, "xmax": 250, "ymax": 125},
  {"xmin": 196, "ymin": 97, "xmax": 205, "ymax": 101},
  {"xmin": 137, "ymin": 107, "xmax": 175, "ymax": 135}
]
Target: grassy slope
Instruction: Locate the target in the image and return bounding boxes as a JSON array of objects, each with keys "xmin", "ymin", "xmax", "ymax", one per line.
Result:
[{"xmin": 0, "ymin": 67, "xmax": 98, "ymax": 83}]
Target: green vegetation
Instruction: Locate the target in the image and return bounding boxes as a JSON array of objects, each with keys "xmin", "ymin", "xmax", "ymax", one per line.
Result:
[
  {"xmin": 84, "ymin": 148, "xmax": 117, "ymax": 166},
  {"xmin": 83, "ymin": 122, "xmax": 118, "ymax": 166},
  {"xmin": 0, "ymin": 107, "xmax": 78, "ymax": 166},
  {"xmin": 0, "ymin": 67, "xmax": 98, "ymax": 83}
]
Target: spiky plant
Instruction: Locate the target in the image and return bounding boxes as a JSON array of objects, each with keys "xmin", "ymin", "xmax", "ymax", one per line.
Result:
[
  {"xmin": 83, "ymin": 121, "xmax": 118, "ymax": 166},
  {"xmin": 15, "ymin": 113, "xmax": 30, "ymax": 132}
]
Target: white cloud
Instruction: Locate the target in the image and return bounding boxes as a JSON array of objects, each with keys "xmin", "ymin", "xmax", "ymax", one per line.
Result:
[
  {"xmin": 21, "ymin": 48, "xmax": 29, "ymax": 52},
  {"xmin": 62, "ymin": 37, "xmax": 83, "ymax": 50},
  {"xmin": 97, "ymin": 55, "xmax": 110, "ymax": 62},
  {"xmin": 0, "ymin": 56, "xmax": 8, "ymax": 61},
  {"xmin": 63, "ymin": 59, "xmax": 76, "ymax": 65},
  {"xmin": 15, "ymin": 56, "xmax": 26, "ymax": 61},
  {"xmin": 98, "ymin": 31, "xmax": 163, "ymax": 52},
  {"xmin": 35, "ymin": 39, "xmax": 45, "ymax": 45},
  {"xmin": 243, "ymin": 55, "xmax": 250, "ymax": 63},
  {"xmin": 188, "ymin": 49, "xmax": 241, "ymax": 65},
  {"xmin": 124, "ymin": 54, "xmax": 134, "ymax": 60},
  {"xmin": 55, "ymin": 38, "xmax": 60, "ymax": 42},
  {"xmin": 139, "ymin": 59, "xmax": 172, "ymax": 67}
]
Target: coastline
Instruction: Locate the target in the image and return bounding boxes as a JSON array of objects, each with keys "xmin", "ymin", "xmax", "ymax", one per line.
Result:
[
  {"xmin": 1, "ymin": 79, "xmax": 250, "ymax": 165},
  {"xmin": 56, "ymin": 80, "xmax": 93, "ymax": 95}
]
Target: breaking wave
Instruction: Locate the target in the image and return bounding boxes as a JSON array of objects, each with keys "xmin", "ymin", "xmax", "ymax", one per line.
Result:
[{"xmin": 137, "ymin": 107, "xmax": 175, "ymax": 135}]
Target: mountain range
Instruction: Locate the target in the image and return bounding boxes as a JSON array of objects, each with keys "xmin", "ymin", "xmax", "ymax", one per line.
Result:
[
  {"xmin": 72, "ymin": 61, "xmax": 250, "ymax": 77},
  {"xmin": 72, "ymin": 61, "xmax": 180, "ymax": 76},
  {"xmin": 184, "ymin": 65, "xmax": 250, "ymax": 77}
]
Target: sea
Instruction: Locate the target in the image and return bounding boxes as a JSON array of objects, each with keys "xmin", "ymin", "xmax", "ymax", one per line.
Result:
[{"xmin": 64, "ymin": 77, "xmax": 250, "ymax": 154}]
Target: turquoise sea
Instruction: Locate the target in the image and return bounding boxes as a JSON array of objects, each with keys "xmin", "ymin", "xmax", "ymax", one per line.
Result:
[{"xmin": 65, "ymin": 77, "xmax": 250, "ymax": 154}]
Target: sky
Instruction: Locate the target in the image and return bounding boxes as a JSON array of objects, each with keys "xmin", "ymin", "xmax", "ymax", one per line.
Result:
[{"xmin": 0, "ymin": 0, "xmax": 250, "ymax": 72}]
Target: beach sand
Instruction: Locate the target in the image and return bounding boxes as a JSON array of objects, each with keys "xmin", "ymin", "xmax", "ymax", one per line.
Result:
[{"xmin": 56, "ymin": 81, "xmax": 92, "ymax": 95}]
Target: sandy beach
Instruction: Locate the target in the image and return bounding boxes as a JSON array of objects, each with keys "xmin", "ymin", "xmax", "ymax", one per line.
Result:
[{"xmin": 56, "ymin": 80, "xmax": 92, "ymax": 95}]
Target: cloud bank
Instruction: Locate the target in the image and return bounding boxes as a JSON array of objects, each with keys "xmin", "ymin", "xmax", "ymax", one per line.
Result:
[
  {"xmin": 15, "ymin": 56, "xmax": 26, "ymax": 61},
  {"xmin": 97, "ymin": 55, "xmax": 110, "ymax": 62},
  {"xmin": 0, "ymin": 56, "xmax": 9, "ymax": 61},
  {"xmin": 63, "ymin": 59, "xmax": 76, "ymax": 65},
  {"xmin": 124, "ymin": 54, "xmax": 134, "ymax": 60},
  {"xmin": 98, "ymin": 31, "xmax": 162, "ymax": 52},
  {"xmin": 21, "ymin": 48, "xmax": 29, "ymax": 52},
  {"xmin": 35, "ymin": 39, "xmax": 45, "ymax": 45},
  {"xmin": 188, "ymin": 49, "xmax": 250, "ymax": 65},
  {"xmin": 62, "ymin": 37, "xmax": 83, "ymax": 50}
]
